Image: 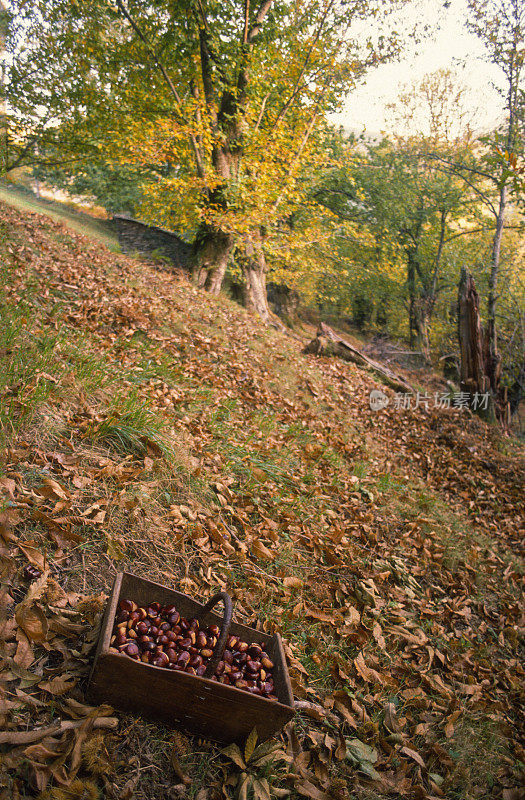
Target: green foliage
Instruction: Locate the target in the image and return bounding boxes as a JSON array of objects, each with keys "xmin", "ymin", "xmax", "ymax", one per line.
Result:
[{"xmin": 33, "ymin": 160, "xmax": 147, "ymax": 215}]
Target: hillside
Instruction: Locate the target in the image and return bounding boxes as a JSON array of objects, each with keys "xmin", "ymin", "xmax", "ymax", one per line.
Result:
[{"xmin": 0, "ymin": 200, "xmax": 523, "ymax": 800}]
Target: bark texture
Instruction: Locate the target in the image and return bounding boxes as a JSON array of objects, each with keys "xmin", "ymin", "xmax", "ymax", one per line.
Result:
[
  {"xmin": 240, "ymin": 231, "xmax": 271, "ymax": 322},
  {"xmin": 303, "ymin": 322, "xmax": 413, "ymax": 394},
  {"xmin": 457, "ymin": 268, "xmax": 511, "ymax": 428},
  {"xmin": 191, "ymin": 226, "xmax": 235, "ymax": 296}
]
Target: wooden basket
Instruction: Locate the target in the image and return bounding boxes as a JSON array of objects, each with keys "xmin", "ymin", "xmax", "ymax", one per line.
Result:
[{"xmin": 87, "ymin": 572, "xmax": 295, "ymax": 743}]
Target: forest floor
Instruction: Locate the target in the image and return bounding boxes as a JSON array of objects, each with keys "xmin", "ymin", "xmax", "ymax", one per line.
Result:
[{"xmin": 0, "ymin": 200, "xmax": 523, "ymax": 800}]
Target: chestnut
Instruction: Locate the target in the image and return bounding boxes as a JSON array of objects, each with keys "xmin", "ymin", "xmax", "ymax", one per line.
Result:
[
  {"xmin": 24, "ymin": 565, "xmax": 43, "ymax": 581},
  {"xmin": 206, "ymin": 635, "xmax": 217, "ymax": 648},
  {"xmin": 167, "ymin": 649, "xmax": 177, "ymax": 663},
  {"xmin": 147, "ymin": 602, "xmax": 160, "ymax": 614},
  {"xmin": 177, "ymin": 651, "xmax": 190, "ymax": 667},
  {"xmin": 153, "ymin": 651, "xmax": 169, "ymax": 667},
  {"xmin": 223, "ymin": 650, "xmax": 234, "ymax": 665},
  {"xmin": 261, "ymin": 657, "xmax": 274, "ymax": 670},
  {"xmin": 237, "ymin": 641, "xmax": 248, "ymax": 653},
  {"xmin": 168, "ymin": 612, "xmax": 181, "ymax": 626},
  {"xmin": 196, "ymin": 664, "xmax": 207, "ymax": 677},
  {"xmin": 200, "ymin": 648, "xmax": 213, "ymax": 659},
  {"xmin": 119, "ymin": 599, "xmax": 137, "ymax": 613},
  {"xmin": 158, "ymin": 635, "xmax": 169, "ymax": 646},
  {"xmin": 189, "ymin": 654, "xmax": 203, "ymax": 669},
  {"xmin": 248, "ymin": 643, "xmax": 263, "ymax": 658},
  {"xmin": 246, "ymin": 659, "xmax": 261, "ymax": 673},
  {"xmin": 179, "ymin": 618, "xmax": 190, "ymax": 632},
  {"xmin": 227, "ymin": 635, "xmax": 238, "ymax": 649},
  {"xmin": 197, "ymin": 631, "xmax": 207, "ymax": 649},
  {"xmin": 208, "ymin": 624, "xmax": 220, "ymax": 637},
  {"xmin": 235, "ymin": 679, "xmax": 248, "ymax": 690},
  {"xmin": 136, "ymin": 621, "xmax": 150, "ymax": 636},
  {"xmin": 128, "ymin": 610, "xmax": 141, "ymax": 627},
  {"xmin": 125, "ymin": 642, "xmax": 140, "ymax": 658},
  {"xmin": 116, "ymin": 610, "xmax": 130, "ymax": 624},
  {"xmin": 189, "ymin": 618, "xmax": 200, "ymax": 631},
  {"xmin": 215, "ymin": 661, "xmax": 225, "ymax": 676}
]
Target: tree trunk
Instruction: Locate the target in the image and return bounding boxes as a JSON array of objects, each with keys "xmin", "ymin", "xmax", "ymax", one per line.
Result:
[
  {"xmin": 486, "ymin": 183, "xmax": 506, "ymax": 387},
  {"xmin": 458, "ymin": 268, "xmax": 488, "ymax": 399},
  {"xmin": 304, "ymin": 322, "xmax": 414, "ymax": 394},
  {"xmin": 456, "ymin": 267, "xmax": 514, "ymax": 426},
  {"xmin": 240, "ymin": 231, "xmax": 271, "ymax": 323},
  {"xmin": 407, "ymin": 251, "xmax": 431, "ymax": 362},
  {"xmin": 414, "ymin": 298, "xmax": 431, "ymax": 363},
  {"xmin": 191, "ymin": 225, "xmax": 234, "ymax": 296},
  {"xmin": 407, "ymin": 250, "xmax": 417, "ymax": 349}
]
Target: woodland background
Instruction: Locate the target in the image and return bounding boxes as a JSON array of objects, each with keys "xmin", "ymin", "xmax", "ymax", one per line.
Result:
[{"xmin": 1, "ymin": 0, "xmax": 524, "ymax": 413}]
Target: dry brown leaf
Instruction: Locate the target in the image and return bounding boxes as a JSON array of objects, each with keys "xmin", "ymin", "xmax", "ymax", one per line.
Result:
[
  {"xmin": 15, "ymin": 603, "xmax": 48, "ymax": 643},
  {"xmin": 251, "ymin": 538, "xmax": 275, "ymax": 560},
  {"xmin": 283, "ymin": 576, "xmax": 303, "ymax": 590},
  {"xmin": 170, "ymin": 745, "xmax": 192, "ymax": 785},
  {"xmin": 400, "ymin": 746, "xmax": 426, "ymax": 769},
  {"xmin": 39, "ymin": 477, "xmax": 70, "ymax": 501},
  {"xmin": 14, "ymin": 629, "xmax": 34, "ymax": 668},
  {"xmin": 354, "ymin": 651, "xmax": 383, "ymax": 684},
  {"xmin": 39, "ymin": 675, "xmax": 77, "ymax": 695},
  {"xmin": 18, "ymin": 541, "xmax": 47, "ymax": 571},
  {"xmin": 294, "ymin": 779, "xmax": 330, "ymax": 800}
]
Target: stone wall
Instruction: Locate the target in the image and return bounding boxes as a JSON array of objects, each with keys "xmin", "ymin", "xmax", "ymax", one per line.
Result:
[{"xmin": 112, "ymin": 215, "xmax": 193, "ymax": 272}]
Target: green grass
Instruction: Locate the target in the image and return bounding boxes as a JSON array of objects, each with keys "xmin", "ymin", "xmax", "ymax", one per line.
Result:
[{"xmin": 0, "ymin": 182, "xmax": 119, "ymax": 250}]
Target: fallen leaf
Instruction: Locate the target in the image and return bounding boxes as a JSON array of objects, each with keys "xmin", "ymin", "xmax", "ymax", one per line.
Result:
[{"xmin": 15, "ymin": 603, "xmax": 48, "ymax": 643}]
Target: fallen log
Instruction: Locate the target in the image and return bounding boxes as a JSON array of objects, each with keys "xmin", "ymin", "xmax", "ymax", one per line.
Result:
[{"xmin": 303, "ymin": 323, "xmax": 414, "ymax": 394}]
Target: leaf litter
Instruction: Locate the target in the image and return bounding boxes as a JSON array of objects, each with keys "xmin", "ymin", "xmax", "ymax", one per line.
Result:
[{"xmin": 0, "ymin": 201, "xmax": 523, "ymax": 799}]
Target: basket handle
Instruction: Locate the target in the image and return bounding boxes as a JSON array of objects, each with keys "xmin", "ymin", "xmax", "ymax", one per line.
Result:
[{"xmin": 198, "ymin": 591, "xmax": 234, "ymax": 679}]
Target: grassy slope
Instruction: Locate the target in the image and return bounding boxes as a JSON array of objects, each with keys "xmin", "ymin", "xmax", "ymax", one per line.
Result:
[
  {"xmin": 0, "ymin": 201, "xmax": 523, "ymax": 800},
  {"xmin": 0, "ymin": 183, "xmax": 119, "ymax": 251}
]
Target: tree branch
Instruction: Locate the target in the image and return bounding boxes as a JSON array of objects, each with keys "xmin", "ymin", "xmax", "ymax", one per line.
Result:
[
  {"xmin": 272, "ymin": 0, "xmax": 335, "ymax": 130},
  {"xmin": 115, "ymin": 0, "xmax": 206, "ymax": 178},
  {"xmin": 247, "ymin": 0, "xmax": 274, "ymax": 43}
]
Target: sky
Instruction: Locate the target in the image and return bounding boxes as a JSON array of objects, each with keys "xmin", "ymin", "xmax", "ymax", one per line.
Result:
[{"xmin": 332, "ymin": 0, "xmax": 505, "ymax": 137}]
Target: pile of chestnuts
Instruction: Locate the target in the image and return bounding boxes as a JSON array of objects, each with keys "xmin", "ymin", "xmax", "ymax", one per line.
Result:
[{"xmin": 109, "ymin": 599, "xmax": 278, "ymax": 701}]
